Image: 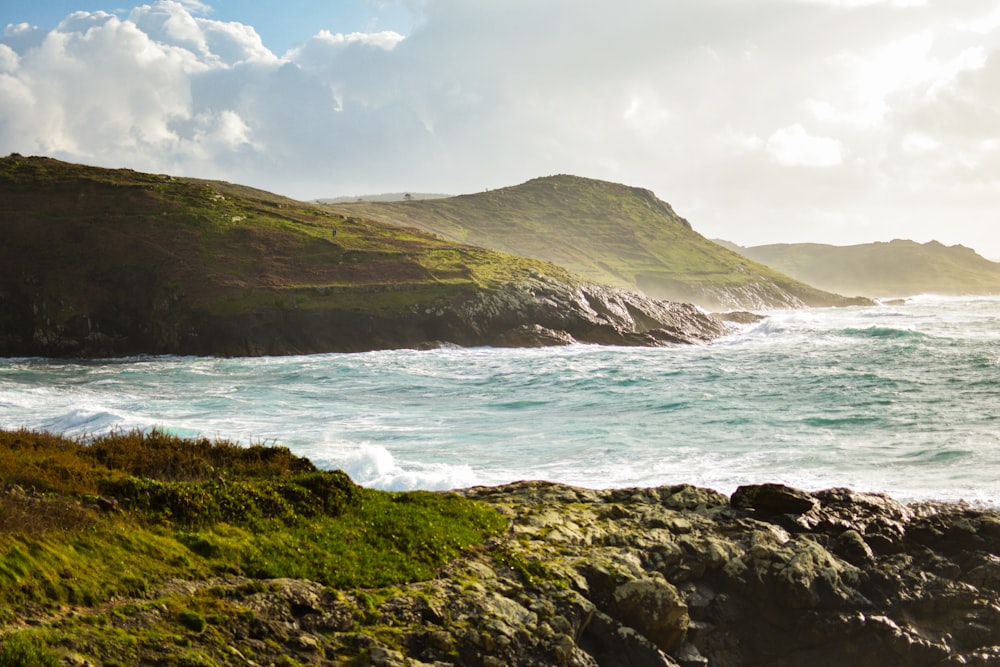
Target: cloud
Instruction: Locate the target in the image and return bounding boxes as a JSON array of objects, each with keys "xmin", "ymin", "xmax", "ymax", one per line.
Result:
[
  {"xmin": 0, "ymin": 0, "xmax": 999, "ymax": 255},
  {"xmin": 127, "ymin": 1, "xmax": 277, "ymax": 65},
  {"xmin": 766, "ymin": 125, "xmax": 845, "ymax": 167}
]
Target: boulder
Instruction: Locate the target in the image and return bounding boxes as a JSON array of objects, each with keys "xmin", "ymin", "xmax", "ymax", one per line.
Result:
[
  {"xmin": 610, "ymin": 577, "xmax": 690, "ymax": 652},
  {"xmin": 731, "ymin": 483, "xmax": 819, "ymax": 515}
]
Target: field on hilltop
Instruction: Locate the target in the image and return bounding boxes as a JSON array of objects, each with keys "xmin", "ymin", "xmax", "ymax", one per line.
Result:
[{"xmin": 325, "ymin": 175, "xmax": 868, "ymax": 311}]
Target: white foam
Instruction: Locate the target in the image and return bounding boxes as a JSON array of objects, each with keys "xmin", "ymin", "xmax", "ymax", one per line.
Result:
[
  {"xmin": 39, "ymin": 408, "xmax": 126, "ymax": 435},
  {"xmin": 312, "ymin": 442, "xmax": 480, "ymax": 491}
]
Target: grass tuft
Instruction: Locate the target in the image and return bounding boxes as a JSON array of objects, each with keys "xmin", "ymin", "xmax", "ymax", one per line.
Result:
[
  {"xmin": 0, "ymin": 429, "xmax": 506, "ymax": 621},
  {"xmin": 0, "ymin": 632, "xmax": 59, "ymax": 667}
]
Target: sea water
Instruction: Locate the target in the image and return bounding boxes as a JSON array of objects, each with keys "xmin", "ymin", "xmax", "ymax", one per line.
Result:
[{"xmin": 1, "ymin": 295, "xmax": 998, "ymax": 505}]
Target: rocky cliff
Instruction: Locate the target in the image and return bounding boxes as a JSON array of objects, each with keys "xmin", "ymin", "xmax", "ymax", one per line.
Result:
[
  {"xmin": 178, "ymin": 277, "xmax": 730, "ymax": 356},
  {"xmin": 32, "ymin": 481, "xmax": 998, "ymax": 666},
  {"xmin": 0, "ymin": 156, "xmax": 727, "ymax": 357}
]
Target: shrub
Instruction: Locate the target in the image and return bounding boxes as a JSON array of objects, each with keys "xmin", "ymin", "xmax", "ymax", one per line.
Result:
[
  {"xmin": 177, "ymin": 610, "xmax": 208, "ymax": 633},
  {"xmin": 96, "ymin": 470, "xmax": 357, "ymax": 527},
  {"xmin": 0, "ymin": 633, "xmax": 59, "ymax": 667}
]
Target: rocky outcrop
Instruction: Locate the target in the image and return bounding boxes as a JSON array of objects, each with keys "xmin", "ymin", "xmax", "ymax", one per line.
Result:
[
  {"xmin": 636, "ymin": 274, "xmax": 872, "ymax": 312},
  {"xmin": 434, "ymin": 277, "xmax": 730, "ymax": 349},
  {"xmin": 0, "ymin": 274, "xmax": 729, "ymax": 357},
  {"xmin": 55, "ymin": 481, "xmax": 1000, "ymax": 666},
  {"xmin": 0, "ymin": 155, "xmax": 732, "ymax": 358},
  {"xmin": 457, "ymin": 482, "xmax": 1000, "ymax": 667}
]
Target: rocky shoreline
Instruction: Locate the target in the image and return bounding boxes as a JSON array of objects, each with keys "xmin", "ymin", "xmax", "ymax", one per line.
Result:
[{"xmin": 36, "ymin": 480, "xmax": 1000, "ymax": 666}]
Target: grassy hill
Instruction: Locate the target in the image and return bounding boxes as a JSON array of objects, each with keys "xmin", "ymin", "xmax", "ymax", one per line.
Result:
[
  {"xmin": 324, "ymin": 175, "xmax": 867, "ymax": 310},
  {"xmin": 725, "ymin": 239, "xmax": 1000, "ymax": 298},
  {"xmin": 0, "ymin": 156, "xmax": 726, "ymax": 356}
]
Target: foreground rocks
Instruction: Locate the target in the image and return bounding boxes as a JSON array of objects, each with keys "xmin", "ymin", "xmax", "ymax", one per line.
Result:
[{"xmin": 38, "ymin": 481, "xmax": 1000, "ymax": 666}]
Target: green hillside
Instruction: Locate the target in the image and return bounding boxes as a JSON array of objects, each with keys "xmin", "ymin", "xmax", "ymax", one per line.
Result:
[
  {"xmin": 325, "ymin": 175, "xmax": 867, "ymax": 310},
  {"xmin": 728, "ymin": 239, "xmax": 1000, "ymax": 298},
  {"xmin": 0, "ymin": 156, "xmax": 726, "ymax": 356}
]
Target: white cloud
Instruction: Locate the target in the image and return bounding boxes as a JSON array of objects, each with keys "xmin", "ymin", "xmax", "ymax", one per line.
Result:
[
  {"xmin": 795, "ymin": 0, "xmax": 927, "ymax": 6},
  {"xmin": 0, "ymin": 0, "xmax": 999, "ymax": 256},
  {"xmin": 309, "ymin": 29, "xmax": 404, "ymax": 50},
  {"xmin": 0, "ymin": 44, "xmax": 18, "ymax": 72},
  {"xmin": 623, "ymin": 91, "xmax": 671, "ymax": 135},
  {"xmin": 766, "ymin": 125, "xmax": 845, "ymax": 167},
  {"xmin": 128, "ymin": 2, "xmax": 277, "ymax": 65},
  {"xmin": 901, "ymin": 132, "xmax": 941, "ymax": 154},
  {"xmin": 194, "ymin": 109, "xmax": 255, "ymax": 151}
]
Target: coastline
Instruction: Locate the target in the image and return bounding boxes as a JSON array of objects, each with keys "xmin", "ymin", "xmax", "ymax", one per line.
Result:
[{"xmin": 4, "ymin": 473, "xmax": 999, "ymax": 665}]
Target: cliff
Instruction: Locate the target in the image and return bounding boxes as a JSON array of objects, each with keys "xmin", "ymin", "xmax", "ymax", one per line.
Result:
[
  {"xmin": 325, "ymin": 175, "xmax": 871, "ymax": 311},
  {"xmin": 0, "ymin": 156, "xmax": 726, "ymax": 357},
  {"xmin": 3, "ymin": 429, "xmax": 998, "ymax": 666}
]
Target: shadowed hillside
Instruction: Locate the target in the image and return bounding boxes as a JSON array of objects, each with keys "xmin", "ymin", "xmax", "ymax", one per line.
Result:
[
  {"xmin": 0, "ymin": 156, "xmax": 727, "ymax": 356},
  {"xmin": 724, "ymin": 239, "xmax": 1000, "ymax": 298},
  {"xmin": 325, "ymin": 175, "xmax": 869, "ymax": 311}
]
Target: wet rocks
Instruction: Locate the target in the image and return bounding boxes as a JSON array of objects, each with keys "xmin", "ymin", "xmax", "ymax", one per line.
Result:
[
  {"xmin": 731, "ymin": 483, "xmax": 820, "ymax": 515},
  {"xmin": 38, "ymin": 481, "xmax": 1000, "ymax": 666},
  {"xmin": 450, "ymin": 481, "xmax": 1000, "ymax": 666}
]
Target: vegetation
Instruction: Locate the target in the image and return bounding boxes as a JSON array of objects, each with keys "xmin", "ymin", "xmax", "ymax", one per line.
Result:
[
  {"xmin": 0, "ymin": 155, "xmax": 584, "ymax": 356},
  {"xmin": 724, "ymin": 239, "xmax": 1000, "ymax": 298},
  {"xmin": 325, "ymin": 174, "xmax": 859, "ymax": 309},
  {"xmin": 0, "ymin": 429, "xmax": 506, "ymax": 661}
]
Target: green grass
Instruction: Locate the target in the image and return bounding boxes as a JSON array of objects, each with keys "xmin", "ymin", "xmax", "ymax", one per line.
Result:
[
  {"xmin": 326, "ymin": 174, "xmax": 858, "ymax": 307},
  {"xmin": 0, "ymin": 154, "xmax": 596, "ymax": 355},
  {"xmin": 0, "ymin": 429, "xmax": 506, "ymax": 619},
  {"xmin": 0, "ymin": 631, "xmax": 59, "ymax": 667},
  {"xmin": 734, "ymin": 239, "xmax": 1000, "ymax": 298}
]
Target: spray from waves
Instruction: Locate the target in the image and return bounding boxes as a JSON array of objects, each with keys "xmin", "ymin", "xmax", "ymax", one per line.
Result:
[
  {"xmin": 307, "ymin": 441, "xmax": 480, "ymax": 492},
  {"xmin": 1, "ymin": 297, "xmax": 998, "ymax": 504}
]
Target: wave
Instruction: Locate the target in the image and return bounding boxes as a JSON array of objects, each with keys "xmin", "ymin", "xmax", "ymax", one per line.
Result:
[
  {"xmin": 38, "ymin": 408, "xmax": 128, "ymax": 435},
  {"xmin": 312, "ymin": 443, "xmax": 479, "ymax": 492},
  {"xmin": 840, "ymin": 326, "xmax": 926, "ymax": 340},
  {"xmin": 804, "ymin": 415, "xmax": 883, "ymax": 428},
  {"xmin": 897, "ymin": 447, "xmax": 975, "ymax": 464}
]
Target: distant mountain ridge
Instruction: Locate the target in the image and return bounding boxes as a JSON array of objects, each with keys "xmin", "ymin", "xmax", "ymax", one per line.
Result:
[
  {"xmin": 722, "ymin": 239, "xmax": 1000, "ymax": 298},
  {"xmin": 324, "ymin": 175, "xmax": 868, "ymax": 311}
]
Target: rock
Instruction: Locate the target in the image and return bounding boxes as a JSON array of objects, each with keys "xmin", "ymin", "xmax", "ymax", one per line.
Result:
[
  {"xmin": 805, "ymin": 487, "xmax": 912, "ymax": 553},
  {"xmin": 833, "ymin": 529, "xmax": 876, "ymax": 566},
  {"xmin": 712, "ymin": 311, "xmax": 767, "ymax": 324},
  {"xmin": 581, "ymin": 610, "xmax": 681, "ymax": 667},
  {"xmin": 35, "ymin": 480, "xmax": 1000, "ymax": 667},
  {"xmin": 731, "ymin": 483, "xmax": 819, "ymax": 515},
  {"xmin": 610, "ymin": 577, "xmax": 690, "ymax": 653},
  {"xmin": 96, "ymin": 496, "xmax": 119, "ymax": 512},
  {"xmin": 491, "ymin": 324, "xmax": 577, "ymax": 347}
]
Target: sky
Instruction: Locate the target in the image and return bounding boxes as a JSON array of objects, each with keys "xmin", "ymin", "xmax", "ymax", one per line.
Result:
[{"xmin": 2, "ymin": 1, "xmax": 1000, "ymax": 258}]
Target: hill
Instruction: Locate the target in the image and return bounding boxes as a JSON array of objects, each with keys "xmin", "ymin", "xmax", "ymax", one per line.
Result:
[
  {"xmin": 0, "ymin": 156, "xmax": 726, "ymax": 356},
  {"xmin": 725, "ymin": 239, "xmax": 1000, "ymax": 298},
  {"xmin": 323, "ymin": 175, "xmax": 869, "ymax": 311}
]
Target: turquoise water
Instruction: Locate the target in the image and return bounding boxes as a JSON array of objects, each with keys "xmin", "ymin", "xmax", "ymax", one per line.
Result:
[{"xmin": 1, "ymin": 295, "xmax": 999, "ymax": 505}]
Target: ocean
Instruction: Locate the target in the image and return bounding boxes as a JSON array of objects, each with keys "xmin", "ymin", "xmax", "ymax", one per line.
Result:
[{"xmin": 1, "ymin": 295, "xmax": 998, "ymax": 506}]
